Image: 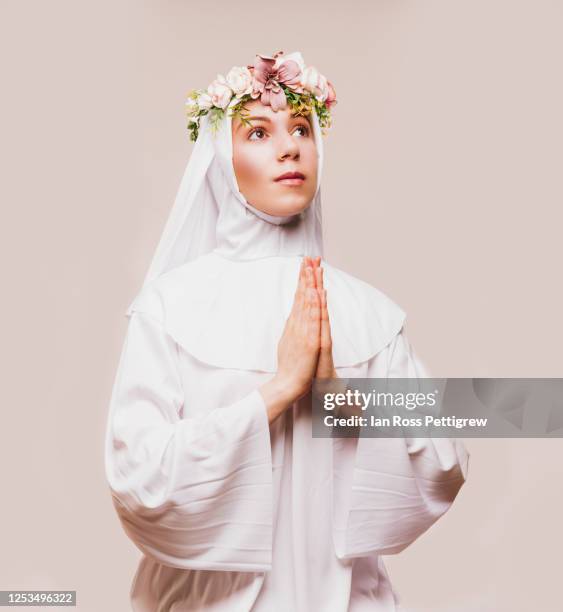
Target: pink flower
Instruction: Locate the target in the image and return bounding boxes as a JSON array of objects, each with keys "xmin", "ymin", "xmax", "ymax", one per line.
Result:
[
  {"xmin": 226, "ymin": 66, "xmax": 253, "ymax": 97},
  {"xmin": 326, "ymin": 80, "xmax": 337, "ymax": 108},
  {"xmin": 249, "ymin": 51, "xmax": 303, "ymax": 112},
  {"xmin": 274, "ymin": 51, "xmax": 306, "ymax": 74},
  {"xmin": 207, "ymin": 75, "xmax": 232, "ymax": 109},
  {"xmin": 196, "ymin": 92, "xmax": 213, "ymax": 110},
  {"xmin": 301, "ymin": 66, "xmax": 330, "ymax": 102}
]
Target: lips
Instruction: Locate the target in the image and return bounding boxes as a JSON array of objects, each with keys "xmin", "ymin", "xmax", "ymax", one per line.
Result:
[{"xmin": 275, "ymin": 171, "xmax": 305, "ymax": 181}]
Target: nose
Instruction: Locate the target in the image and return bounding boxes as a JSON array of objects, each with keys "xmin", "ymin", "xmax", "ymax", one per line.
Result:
[{"xmin": 277, "ymin": 131, "xmax": 300, "ymax": 161}]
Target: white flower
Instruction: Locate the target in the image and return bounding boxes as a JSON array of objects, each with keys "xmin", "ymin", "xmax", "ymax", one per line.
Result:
[
  {"xmin": 207, "ymin": 74, "xmax": 233, "ymax": 109},
  {"xmin": 185, "ymin": 97, "xmax": 199, "ymax": 116},
  {"xmin": 196, "ymin": 92, "xmax": 213, "ymax": 110},
  {"xmin": 300, "ymin": 65, "xmax": 329, "ymax": 102},
  {"xmin": 274, "ymin": 51, "xmax": 306, "ymax": 72},
  {"xmin": 225, "ymin": 66, "xmax": 253, "ymax": 97}
]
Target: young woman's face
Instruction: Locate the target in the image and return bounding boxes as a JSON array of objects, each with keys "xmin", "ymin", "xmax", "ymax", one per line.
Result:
[{"xmin": 231, "ymin": 100, "xmax": 318, "ymax": 217}]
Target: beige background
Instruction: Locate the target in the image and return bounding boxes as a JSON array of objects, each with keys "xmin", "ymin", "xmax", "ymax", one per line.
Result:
[{"xmin": 1, "ymin": 1, "xmax": 562, "ymax": 610}]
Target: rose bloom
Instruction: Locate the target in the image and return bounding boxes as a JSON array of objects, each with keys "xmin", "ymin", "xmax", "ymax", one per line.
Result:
[
  {"xmin": 325, "ymin": 81, "xmax": 337, "ymax": 108},
  {"xmin": 231, "ymin": 99, "xmax": 318, "ymax": 217},
  {"xmin": 197, "ymin": 92, "xmax": 213, "ymax": 110},
  {"xmin": 300, "ymin": 66, "xmax": 329, "ymax": 102},
  {"xmin": 207, "ymin": 75, "xmax": 232, "ymax": 109},
  {"xmin": 226, "ymin": 66, "xmax": 253, "ymax": 97}
]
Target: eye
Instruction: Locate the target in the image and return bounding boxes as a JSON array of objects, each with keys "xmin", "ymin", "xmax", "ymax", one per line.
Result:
[
  {"xmin": 248, "ymin": 127, "xmax": 267, "ymax": 141},
  {"xmin": 293, "ymin": 124, "xmax": 310, "ymax": 137}
]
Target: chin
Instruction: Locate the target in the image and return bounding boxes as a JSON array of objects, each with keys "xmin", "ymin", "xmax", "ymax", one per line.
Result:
[{"xmin": 262, "ymin": 194, "xmax": 314, "ymax": 217}]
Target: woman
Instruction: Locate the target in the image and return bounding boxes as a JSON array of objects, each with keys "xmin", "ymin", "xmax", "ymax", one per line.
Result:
[{"xmin": 104, "ymin": 51, "xmax": 469, "ymax": 611}]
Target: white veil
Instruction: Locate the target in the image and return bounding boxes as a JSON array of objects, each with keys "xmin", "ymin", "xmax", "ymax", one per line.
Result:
[
  {"xmin": 108, "ymin": 60, "xmax": 468, "ymax": 592},
  {"xmin": 124, "ymin": 87, "xmax": 405, "ymax": 373},
  {"xmin": 126, "ymin": 106, "xmax": 325, "ymax": 316}
]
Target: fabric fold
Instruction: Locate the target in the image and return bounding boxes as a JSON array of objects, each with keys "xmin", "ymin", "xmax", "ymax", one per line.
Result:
[
  {"xmin": 103, "ymin": 50, "xmax": 471, "ymax": 609},
  {"xmin": 332, "ymin": 330, "xmax": 470, "ymax": 560},
  {"xmin": 127, "ymin": 252, "xmax": 407, "ymax": 372},
  {"xmin": 104, "ymin": 311, "xmax": 274, "ymax": 572}
]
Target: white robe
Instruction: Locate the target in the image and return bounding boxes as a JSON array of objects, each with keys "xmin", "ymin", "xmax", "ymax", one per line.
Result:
[{"xmin": 104, "ymin": 252, "xmax": 469, "ymax": 611}]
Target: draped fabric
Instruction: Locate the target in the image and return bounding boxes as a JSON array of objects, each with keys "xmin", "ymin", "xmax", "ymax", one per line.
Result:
[{"xmin": 104, "ymin": 80, "xmax": 469, "ymax": 610}]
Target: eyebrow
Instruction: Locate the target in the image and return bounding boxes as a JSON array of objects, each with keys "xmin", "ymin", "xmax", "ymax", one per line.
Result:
[{"xmin": 236, "ymin": 113, "xmax": 309, "ymax": 132}]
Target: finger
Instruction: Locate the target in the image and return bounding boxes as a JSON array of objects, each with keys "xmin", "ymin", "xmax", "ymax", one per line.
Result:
[
  {"xmin": 291, "ymin": 259, "xmax": 317, "ymax": 331},
  {"xmin": 307, "ymin": 287, "xmax": 321, "ymax": 348},
  {"xmin": 320, "ymin": 288, "xmax": 333, "ymax": 349},
  {"xmin": 299, "ymin": 258, "xmax": 314, "ymax": 294},
  {"xmin": 298, "ymin": 267, "xmax": 315, "ymax": 325},
  {"xmin": 315, "ymin": 264, "xmax": 324, "ymax": 293},
  {"xmin": 297, "ymin": 270, "xmax": 314, "ymax": 331},
  {"xmin": 291, "ymin": 258, "xmax": 308, "ymax": 318},
  {"xmin": 305, "ymin": 264, "xmax": 315, "ymax": 290},
  {"xmin": 311, "ymin": 257, "xmax": 320, "ymax": 288},
  {"xmin": 297, "ymin": 284, "xmax": 314, "ymax": 340}
]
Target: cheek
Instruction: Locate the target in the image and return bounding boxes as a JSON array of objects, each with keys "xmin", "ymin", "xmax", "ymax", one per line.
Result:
[{"xmin": 233, "ymin": 145, "xmax": 268, "ymax": 190}]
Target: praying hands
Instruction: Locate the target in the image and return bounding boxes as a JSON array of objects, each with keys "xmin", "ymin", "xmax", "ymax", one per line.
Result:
[
  {"xmin": 259, "ymin": 256, "xmax": 339, "ymax": 423},
  {"xmin": 307, "ymin": 256, "xmax": 337, "ymax": 380}
]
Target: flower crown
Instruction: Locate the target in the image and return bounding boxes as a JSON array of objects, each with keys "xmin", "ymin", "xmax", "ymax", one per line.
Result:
[{"xmin": 185, "ymin": 51, "xmax": 337, "ymax": 141}]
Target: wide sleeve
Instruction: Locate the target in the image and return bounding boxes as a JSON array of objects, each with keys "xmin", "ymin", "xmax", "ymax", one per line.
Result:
[
  {"xmin": 104, "ymin": 310, "xmax": 274, "ymax": 572},
  {"xmin": 332, "ymin": 328, "xmax": 469, "ymax": 559}
]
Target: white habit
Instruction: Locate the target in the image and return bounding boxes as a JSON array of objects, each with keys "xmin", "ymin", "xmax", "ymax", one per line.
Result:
[{"xmin": 104, "ymin": 108, "xmax": 469, "ymax": 611}]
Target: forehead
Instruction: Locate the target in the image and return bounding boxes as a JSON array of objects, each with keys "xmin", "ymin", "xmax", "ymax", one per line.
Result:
[{"xmin": 233, "ymin": 100, "xmax": 312, "ymax": 130}]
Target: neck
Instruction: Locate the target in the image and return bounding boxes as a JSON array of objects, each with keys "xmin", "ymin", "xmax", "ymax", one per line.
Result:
[
  {"xmin": 212, "ymin": 195, "xmax": 321, "ymax": 261},
  {"xmin": 206, "ymin": 154, "xmax": 323, "ymax": 262}
]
